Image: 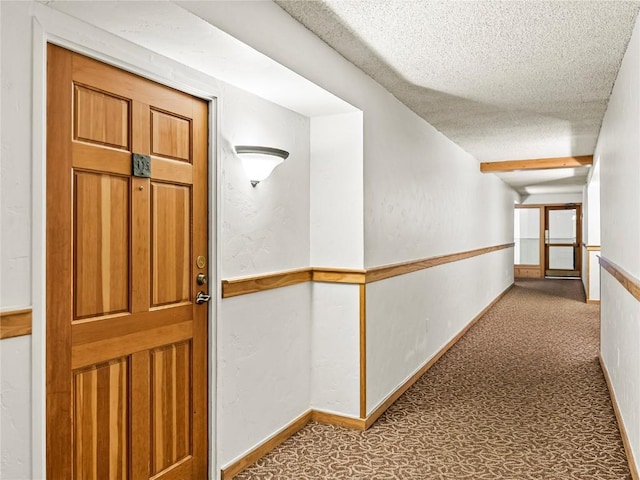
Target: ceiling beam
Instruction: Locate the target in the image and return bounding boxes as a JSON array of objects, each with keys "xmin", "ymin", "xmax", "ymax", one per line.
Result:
[{"xmin": 480, "ymin": 155, "xmax": 593, "ymax": 173}]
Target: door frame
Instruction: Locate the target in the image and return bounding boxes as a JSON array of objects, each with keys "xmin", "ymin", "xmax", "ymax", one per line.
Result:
[
  {"xmin": 31, "ymin": 6, "xmax": 221, "ymax": 478},
  {"xmin": 544, "ymin": 204, "xmax": 582, "ymax": 277}
]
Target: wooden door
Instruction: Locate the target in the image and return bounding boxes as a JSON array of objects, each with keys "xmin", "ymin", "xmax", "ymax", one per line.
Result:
[{"xmin": 46, "ymin": 44, "xmax": 209, "ymax": 479}]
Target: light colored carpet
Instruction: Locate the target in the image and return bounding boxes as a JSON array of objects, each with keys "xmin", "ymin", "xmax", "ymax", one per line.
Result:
[{"xmin": 235, "ymin": 279, "xmax": 630, "ymax": 479}]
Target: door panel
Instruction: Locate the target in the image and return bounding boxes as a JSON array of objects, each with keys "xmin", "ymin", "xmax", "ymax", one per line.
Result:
[
  {"xmin": 74, "ymin": 172, "xmax": 130, "ymax": 319},
  {"xmin": 151, "ymin": 109, "xmax": 192, "ymax": 162},
  {"xmin": 47, "ymin": 44, "xmax": 209, "ymax": 479},
  {"xmin": 151, "ymin": 183, "xmax": 192, "ymax": 307},
  {"xmin": 150, "ymin": 342, "xmax": 192, "ymax": 475},
  {"xmin": 74, "ymin": 359, "xmax": 129, "ymax": 480},
  {"xmin": 74, "ymin": 85, "xmax": 131, "ymax": 150}
]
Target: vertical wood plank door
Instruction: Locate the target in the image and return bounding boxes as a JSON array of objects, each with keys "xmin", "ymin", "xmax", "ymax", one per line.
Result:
[{"xmin": 46, "ymin": 44, "xmax": 209, "ymax": 480}]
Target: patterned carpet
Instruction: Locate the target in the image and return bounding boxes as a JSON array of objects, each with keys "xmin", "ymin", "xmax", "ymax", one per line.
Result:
[{"xmin": 235, "ymin": 279, "xmax": 630, "ymax": 479}]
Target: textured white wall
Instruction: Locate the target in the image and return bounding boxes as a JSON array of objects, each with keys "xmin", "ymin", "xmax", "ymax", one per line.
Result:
[
  {"xmin": 588, "ymin": 251, "xmax": 601, "ymax": 301},
  {"xmin": 366, "ymin": 248, "xmax": 513, "ymax": 413},
  {"xmin": 219, "ymin": 284, "xmax": 311, "ymax": 466},
  {"xmin": 361, "ymin": 110, "xmax": 514, "ymax": 411},
  {"xmin": 361, "ymin": 102, "xmax": 515, "ymax": 267},
  {"xmin": 1, "ymin": 1, "xmax": 32, "ymax": 309},
  {"xmin": 189, "ymin": 1, "xmax": 517, "ymax": 423},
  {"xmin": 310, "ymin": 283, "xmax": 360, "ymax": 417},
  {"xmin": 220, "ymin": 83, "xmax": 310, "ymax": 278},
  {"xmin": 310, "ymin": 113, "xmax": 364, "ymax": 269},
  {"xmin": 0, "ymin": 336, "xmax": 32, "ymax": 480},
  {"xmin": 581, "ymin": 246, "xmax": 588, "ymax": 294},
  {"xmin": 596, "ymin": 12, "xmax": 640, "ymax": 469},
  {"xmin": 582, "ymin": 164, "xmax": 602, "ymax": 301},
  {"xmin": 586, "ymin": 162, "xmax": 601, "ymax": 245},
  {"xmin": 218, "ymin": 81, "xmax": 312, "ymax": 467},
  {"xmin": 1, "ymin": 3, "xmax": 34, "ymax": 479},
  {"xmin": 601, "ymin": 275, "xmax": 640, "ymax": 461}
]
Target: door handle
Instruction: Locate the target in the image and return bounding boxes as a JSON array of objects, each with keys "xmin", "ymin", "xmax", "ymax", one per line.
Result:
[{"xmin": 195, "ymin": 291, "xmax": 211, "ymax": 304}]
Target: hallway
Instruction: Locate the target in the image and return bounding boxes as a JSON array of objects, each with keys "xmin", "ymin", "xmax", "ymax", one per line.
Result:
[{"xmin": 236, "ymin": 280, "xmax": 629, "ymax": 479}]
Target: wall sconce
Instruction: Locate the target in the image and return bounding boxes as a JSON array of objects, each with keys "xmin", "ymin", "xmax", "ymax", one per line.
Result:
[{"xmin": 235, "ymin": 145, "xmax": 290, "ymax": 187}]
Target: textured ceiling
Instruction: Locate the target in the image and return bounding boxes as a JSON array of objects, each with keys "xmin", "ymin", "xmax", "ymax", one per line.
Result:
[{"xmin": 276, "ymin": 0, "xmax": 640, "ymax": 193}]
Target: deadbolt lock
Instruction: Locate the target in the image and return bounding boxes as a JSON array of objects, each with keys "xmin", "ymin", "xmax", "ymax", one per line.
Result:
[{"xmin": 196, "ymin": 273, "xmax": 207, "ymax": 285}]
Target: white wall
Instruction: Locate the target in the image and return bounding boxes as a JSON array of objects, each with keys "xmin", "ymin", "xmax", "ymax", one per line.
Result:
[
  {"xmin": 361, "ymin": 103, "xmax": 515, "ymax": 268},
  {"xmin": 367, "ymin": 242, "xmax": 514, "ymax": 412},
  {"xmin": 586, "ymin": 161, "xmax": 601, "ymax": 245},
  {"xmin": 0, "ymin": 336, "xmax": 32, "ymax": 480},
  {"xmin": 582, "ymin": 186, "xmax": 589, "ymax": 293},
  {"xmin": 588, "ymin": 250, "xmax": 601, "ymax": 300},
  {"xmin": 362, "ymin": 122, "xmax": 515, "ymax": 410},
  {"xmin": 582, "ymin": 161, "xmax": 601, "ymax": 301},
  {"xmin": 308, "ymin": 113, "xmax": 363, "ymax": 419},
  {"xmin": 221, "ymin": 83, "xmax": 310, "ymax": 277},
  {"xmin": 595, "ymin": 12, "xmax": 640, "ymax": 469},
  {"xmin": 219, "ymin": 284, "xmax": 311, "ymax": 465},
  {"xmin": 1, "ymin": 3, "xmax": 36, "ymax": 479},
  {"xmin": 310, "ymin": 113, "xmax": 364, "ymax": 269},
  {"xmin": 190, "ymin": 0, "xmax": 516, "ymax": 426},
  {"xmin": 310, "ymin": 283, "xmax": 360, "ymax": 416},
  {"xmin": 218, "ymin": 83, "xmax": 312, "ymax": 467}
]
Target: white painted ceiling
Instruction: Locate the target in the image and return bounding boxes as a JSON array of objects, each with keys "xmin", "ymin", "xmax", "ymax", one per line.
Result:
[{"xmin": 275, "ymin": 0, "xmax": 640, "ymax": 194}]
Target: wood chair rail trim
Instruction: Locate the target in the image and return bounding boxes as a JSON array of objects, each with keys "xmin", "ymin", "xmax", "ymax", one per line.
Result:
[
  {"xmin": 599, "ymin": 256, "xmax": 640, "ymax": 303},
  {"xmin": 221, "ymin": 243, "xmax": 514, "ymax": 297},
  {"xmin": 365, "ymin": 243, "xmax": 514, "ymax": 284},
  {"xmin": 0, "ymin": 308, "xmax": 33, "ymax": 339},
  {"xmin": 221, "ymin": 268, "xmax": 313, "ymax": 298}
]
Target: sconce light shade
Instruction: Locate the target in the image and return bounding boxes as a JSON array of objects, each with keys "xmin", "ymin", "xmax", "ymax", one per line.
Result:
[{"xmin": 235, "ymin": 145, "xmax": 290, "ymax": 187}]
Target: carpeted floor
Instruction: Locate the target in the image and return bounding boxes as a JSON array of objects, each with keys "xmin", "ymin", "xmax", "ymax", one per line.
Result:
[{"xmin": 235, "ymin": 279, "xmax": 630, "ymax": 479}]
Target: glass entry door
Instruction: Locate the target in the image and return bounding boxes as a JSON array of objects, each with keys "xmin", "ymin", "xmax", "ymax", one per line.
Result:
[{"xmin": 545, "ymin": 206, "xmax": 581, "ymax": 277}]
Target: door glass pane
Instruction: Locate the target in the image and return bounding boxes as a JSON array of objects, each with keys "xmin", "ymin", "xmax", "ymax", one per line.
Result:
[
  {"xmin": 549, "ymin": 246, "xmax": 575, "ymax": 269},
  {"xmin": 514, "ymin": 208, "xmax": 539, "ymax": 265},
  {"xmin": 548, "ymin": 208, "xmax": 576, "ymax": 244}
]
